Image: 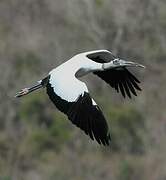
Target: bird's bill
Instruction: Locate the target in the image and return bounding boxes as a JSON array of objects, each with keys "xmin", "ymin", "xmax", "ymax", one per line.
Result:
[
  {"xmin": 120, "ymin": 60, "xmax": 145, "ymax": 68},
  {"xmin": 15, "ymin": 83, "xmax": 43, "ymax": 98}
]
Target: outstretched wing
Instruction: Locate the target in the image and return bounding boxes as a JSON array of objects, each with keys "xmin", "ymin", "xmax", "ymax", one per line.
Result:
[
  {"xmin": 86, "ymin": 50, "xmax": 142, "ymax": 98},
  {"xmin": 45, "ymin": 75, "xmax": 111, "ymax": 146},
  {"xmin": 94, "ymin": 68, "xmax": 141, "ymax": 98}
]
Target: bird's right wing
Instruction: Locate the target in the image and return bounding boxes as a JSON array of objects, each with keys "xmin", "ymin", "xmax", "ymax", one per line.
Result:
[
  {"xmin": 46, "ymin": 77, "xmax": 111, "ymax": 146},
  {"xmin": 67, "ymin": 92, "xmax": 111, "ymax": 146},
  {"xmin": 94, "ymin": 68, "xmax": 141, "ymax": 98}
]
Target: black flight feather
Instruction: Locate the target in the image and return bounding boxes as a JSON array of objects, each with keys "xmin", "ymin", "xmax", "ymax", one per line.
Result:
[
  {"xmin": 94, "ymin": 68, "xmax": 141, "ymax": 98},
  {"xmin": 46, "ymin": 81, "xmax": 111, "ymax": 146},
  {"xmin": 86, "ymin": 51, "xmax": 142, "ymax": 98}
]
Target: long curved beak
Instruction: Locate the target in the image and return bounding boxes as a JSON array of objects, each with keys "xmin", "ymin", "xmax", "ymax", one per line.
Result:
[{"xmin": 121, "ymin": 60, "xmax": 145, "ymax": 68}]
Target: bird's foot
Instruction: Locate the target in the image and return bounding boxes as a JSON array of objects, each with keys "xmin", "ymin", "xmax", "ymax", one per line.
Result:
[{"xmin": 15, "ymin": 88, "xmax": 29, "ymax": 98}]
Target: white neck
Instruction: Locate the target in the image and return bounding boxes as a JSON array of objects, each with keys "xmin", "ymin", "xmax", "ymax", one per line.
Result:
[{"xmin": 102, "ymin": 61, "xmax": 115, "ymax": 70}]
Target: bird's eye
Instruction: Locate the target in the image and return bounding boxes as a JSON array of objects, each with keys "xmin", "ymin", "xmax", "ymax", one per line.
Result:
[{"xmin": 113, "ymin": 59, "xmax": 120, "ymax": 65}]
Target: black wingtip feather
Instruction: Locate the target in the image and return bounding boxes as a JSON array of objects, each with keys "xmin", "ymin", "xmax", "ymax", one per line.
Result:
[
  {"xmin": 67, "ymin": 92, "xmax": 111, "ymax": 146},
  {"xmin": 94, "ymin": 68, "xmax": 142, "ymax": 99},
  {"xmin": 119, "ymin": 83, "xmax": 126, "ymax": 98},
  {"xmin": 122, "ymin": 80, "xmax": 131, "ymax": 98},
  {"xmin": 126, "ymin": 80, "xmax": 137, "ymax": 96},
  {"xmin": 125, "ymin": 68, "xmax": 141, "ymax": 83}
]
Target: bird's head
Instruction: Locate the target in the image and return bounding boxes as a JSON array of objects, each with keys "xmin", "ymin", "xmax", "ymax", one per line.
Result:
[
  {"xmin": 112, "ymin": 58, "xmax": 145, "ymax": 68},
  {"xmin": 102, "ymin": 58, "xmax": 145, "ymax": 70}
]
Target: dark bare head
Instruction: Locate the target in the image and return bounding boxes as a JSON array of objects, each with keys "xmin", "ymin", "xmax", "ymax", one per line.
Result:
[{"xmin": 102, "ymin": 58, "xmax": 145, "ymax": 70}]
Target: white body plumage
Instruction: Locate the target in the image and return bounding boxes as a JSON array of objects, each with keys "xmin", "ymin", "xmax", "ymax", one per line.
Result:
[{"xmin": 49, "ymin": 50, "xmax": 105, "ymax": 102}]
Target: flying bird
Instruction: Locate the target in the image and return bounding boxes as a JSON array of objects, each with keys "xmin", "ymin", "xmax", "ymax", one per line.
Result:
[{"xmin": 15, "ymin": 50, "xmax": 145, "ymax": 146}]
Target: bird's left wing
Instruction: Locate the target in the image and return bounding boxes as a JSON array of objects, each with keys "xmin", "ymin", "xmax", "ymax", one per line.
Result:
[
  {"xmin": 94, "ymin": 68, "xmax": 141, "ymax": 98},
  {"xmin": 46, "ymin": 78, "xmax": 111, "ymax": 146},
  {"xmin": 86, "ymin": 50, "xmax": 142, "ymax": 98}
]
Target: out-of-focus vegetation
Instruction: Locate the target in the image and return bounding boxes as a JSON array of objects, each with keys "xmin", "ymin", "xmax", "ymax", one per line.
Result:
[
  {"xmin": 0, "ymin": 0, "xmax": 166, "ymax": 179},
  {"xmin": 108, "ymin": 105, "xmax": 145, "ymax": 154}
]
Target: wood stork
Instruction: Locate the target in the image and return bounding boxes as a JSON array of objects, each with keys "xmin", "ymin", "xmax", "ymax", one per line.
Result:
[{"xmin": 15, "ymin": 50, "xmax": 145, "ymax": 146}]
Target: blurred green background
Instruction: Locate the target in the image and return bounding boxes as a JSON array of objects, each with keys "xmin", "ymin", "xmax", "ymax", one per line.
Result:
[{"xmin": 0, "ymin": 0, "xmax": 166, "ymax": 179}]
